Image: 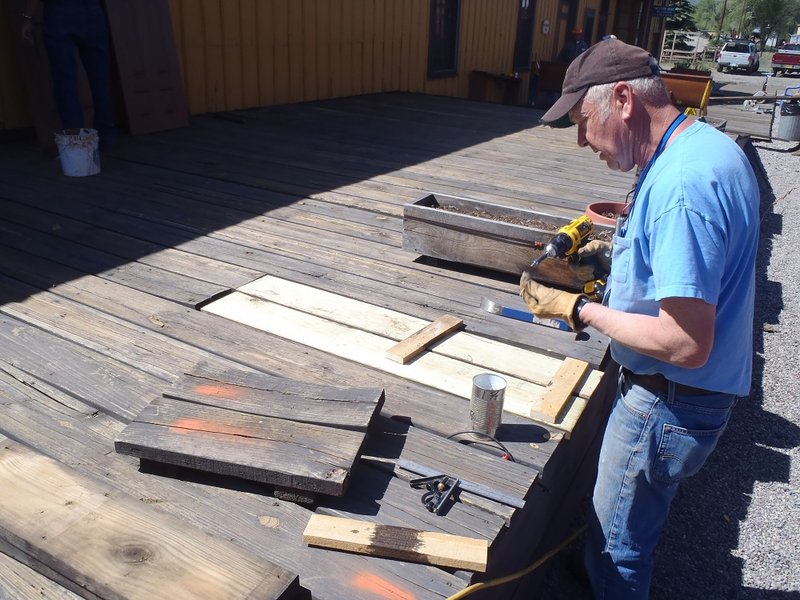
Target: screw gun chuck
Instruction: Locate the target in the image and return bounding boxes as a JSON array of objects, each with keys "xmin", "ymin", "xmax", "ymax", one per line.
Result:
[{"xmin": 531, "ymin": 215, "xmax": 594, "ymax": 267}]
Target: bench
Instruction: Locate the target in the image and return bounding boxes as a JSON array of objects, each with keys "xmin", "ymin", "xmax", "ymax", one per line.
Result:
[{"xmin": 468, "ymin": 70, "xmax": 522, "ymax": 105}]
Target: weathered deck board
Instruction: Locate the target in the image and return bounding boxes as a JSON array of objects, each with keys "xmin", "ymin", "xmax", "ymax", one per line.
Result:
[
  {"xmin": 167, "ymin": 371, "xmax": 385, "ymax": 431},
  {"xmin": 0, "ymin": 186, "xmax": 610, "ymax": 366},
  {"xmin": 116, "ymin": 396, "xmax": 366, "ymax": 496},
  {"xmin": 116, "ymin": 370, "xmax": 385, "ymax": 498},
  {"xmin": 0, "ymin": 440, "xmax": 300, "ymax": 600},
  {"xmin": 0, "ymin": 376, "xmax": 474, "ymax": 600},
  {"xmin": 0, "ymin": 549, "xmax": 83, "ymax": 600},
  {"xmin": 0, "ymin": 93, "xmax": 639, "ymax": 599},
  {"xmin": 303, "ymin": 514, "xmax": 490, "ymax": 572}
]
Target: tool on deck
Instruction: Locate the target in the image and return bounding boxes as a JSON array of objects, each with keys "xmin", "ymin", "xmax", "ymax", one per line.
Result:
[
  {"xmin": 530, "ymin": 215, "xmax": 594, "ymax": 268},
  {"xmin": 410, "ymin": 474, "xmax": 460, "ymax": 514},
  {"xmin": 480, "ymin": 297, "xmax": 572, "ymax": 332}
]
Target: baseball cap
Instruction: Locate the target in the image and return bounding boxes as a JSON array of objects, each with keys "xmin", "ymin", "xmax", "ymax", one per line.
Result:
[{"xmin": 541, "ymin": 38, "xmax": 660, "ymax": 124}]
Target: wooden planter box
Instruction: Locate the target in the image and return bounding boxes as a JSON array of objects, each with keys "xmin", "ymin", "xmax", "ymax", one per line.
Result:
[{"xmin": 402, "ymin": 193, "xmax": 612, "ymax": 290}]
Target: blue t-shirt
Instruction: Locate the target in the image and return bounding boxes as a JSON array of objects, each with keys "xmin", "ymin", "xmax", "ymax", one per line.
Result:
[{"xmin": 608, "ymin": 120, "xmax": 759, "ymax": 395}]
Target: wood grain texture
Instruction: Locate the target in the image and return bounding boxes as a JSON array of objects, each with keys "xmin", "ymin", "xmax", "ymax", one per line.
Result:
[
  {"xmin": 0, "ymin": 441, "xmax": 299, "ymax": 600},
  {"xmin": 204, "ymin": 290, "xmax": 591, "ymax": 433},
  {"xmin": 385, "ymin": 314, "xmax": 464, "ymax": 364},
  {"xmin": 0, "ymin": 93, "xmax": 633, "ymax": 599},
  {"xmin": 104, "ymin": 0, "xmax": 189, "ymax": 134},
  {"xmin": 530, "ymin": 358, "xmax": 591, "ymax": 423},
  {"xmin": 0, "ymin": 550, "xmax": 83, "ymax": 600},
  {"xmin": 116, "ymin": 375, "xmax": 380, "ymax": 496},
  {"xmin": 238, "ymin": 275, "xmax": 601, "ymax": 393},
  {"xmin": 303, "ymin": 514, "xmax": 489, "ymax": 572},
  {"xmin": 168, "ymin": 369, "xmax": 385, "ymax": 431},
  {"xmin": 402, "ymin": 193, "xmax": 613, "ymax": 287},
  {"xmin": 209, "ymin": 275, "xmax": 603, "ymax": 433}
]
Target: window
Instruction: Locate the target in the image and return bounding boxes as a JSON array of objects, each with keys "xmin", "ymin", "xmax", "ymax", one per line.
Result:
[
  {"xmin": 428, "ymin": 0, "xmax": 461, "ymax": 78},
  {"xmin": 513, "ymin": 0, "xmax": 536, "ymax": 71}
]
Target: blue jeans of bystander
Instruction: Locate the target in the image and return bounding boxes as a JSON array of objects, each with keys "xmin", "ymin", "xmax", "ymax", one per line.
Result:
[
  {"xmin": 42, "ymin": 0, "xmax": 115, "ymax": 148},
  {"xmin": 585, "ymin": 372, "xmax": 737, "ymax": 599}
]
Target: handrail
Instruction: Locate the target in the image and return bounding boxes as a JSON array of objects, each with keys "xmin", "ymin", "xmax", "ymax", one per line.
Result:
[{"xmin": 708, "ymin": 94, "xmax": 798, "ymax": 103}]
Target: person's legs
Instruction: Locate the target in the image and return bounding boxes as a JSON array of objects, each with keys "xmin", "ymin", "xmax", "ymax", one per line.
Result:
[
  {"xmin": 42, "ymin": 2, "xmax": 83, "ymax": 130},
  {"xmin": 77, "ymin": 2, "xmax": 116, "ymax": 148},
  {"xmin": 585, "ymin": 376, "xmax": 736, "ymax": 599}
]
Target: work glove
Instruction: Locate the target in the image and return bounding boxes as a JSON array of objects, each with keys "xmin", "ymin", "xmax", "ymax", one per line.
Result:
[
  {"xmin": 576, "ymin": 239, "xmax": 612, "ymax": 275},
  {"xmin": 520, "ymin": 270, "xmax": 589, "ymax": 332},
  {"xmin": 567, "ymin": 239, "xmax": 613, "ymax": 284}
]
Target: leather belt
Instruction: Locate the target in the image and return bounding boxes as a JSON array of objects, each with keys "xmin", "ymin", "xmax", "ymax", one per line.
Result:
[{"xmin": 621, "ymin": 367, "xmax": 715, "ymax": 396}]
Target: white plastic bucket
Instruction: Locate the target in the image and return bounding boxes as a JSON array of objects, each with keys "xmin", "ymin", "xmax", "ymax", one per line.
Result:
[{"xmin": 54, "ymin": 128, "xmax": 101, "ymax": 177}]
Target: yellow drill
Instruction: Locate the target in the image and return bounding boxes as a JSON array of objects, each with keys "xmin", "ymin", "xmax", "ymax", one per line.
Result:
[{"xmin": 530, "ymin": 215, "xmax": 594, "ymax": 267}]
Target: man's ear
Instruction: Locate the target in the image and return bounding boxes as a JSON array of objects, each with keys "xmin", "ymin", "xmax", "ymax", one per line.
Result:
[{"xmin": 612, "ymin": 82, "xmax": 635, "ymax": 121}]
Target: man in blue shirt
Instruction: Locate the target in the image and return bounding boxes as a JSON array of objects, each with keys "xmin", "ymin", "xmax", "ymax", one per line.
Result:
[{"xmin": 521, "ymin": 39, "xmax": 759, "ymax": 598}]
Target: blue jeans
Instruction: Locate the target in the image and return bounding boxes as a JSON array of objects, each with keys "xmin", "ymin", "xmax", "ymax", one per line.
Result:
[
  {"xmin": 42, "ymin": 0, "xmax": 115, "ymax": 147},
  {"xmin": 585, "ymin": 372, "xmax": 737, "ymax": 599}
]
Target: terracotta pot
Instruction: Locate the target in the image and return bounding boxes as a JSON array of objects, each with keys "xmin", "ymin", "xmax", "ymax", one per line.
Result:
[{"xmin": 585, "ymin": 201, "xmax": 627, "ymax": 226}]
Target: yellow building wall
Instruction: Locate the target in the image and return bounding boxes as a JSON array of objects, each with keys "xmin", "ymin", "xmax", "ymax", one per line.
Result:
[
  {"xmin": 531, "ymin": 0, "xmax": 617, "ymax": 65},
  {"xmin": 167, "ymin": 0, "xmax": 526, "ymax": 115},
  {"xmin": 0, "ymin": 0, "xmax": 620, "ymax": 132}
]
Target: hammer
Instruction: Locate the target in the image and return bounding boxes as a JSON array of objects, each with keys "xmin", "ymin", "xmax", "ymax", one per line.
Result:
[{"xmin": 480, "ymin": 297, "xmax": 571, "ymax": 332}]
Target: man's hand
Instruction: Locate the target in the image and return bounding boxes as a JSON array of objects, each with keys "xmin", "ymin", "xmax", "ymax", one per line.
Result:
[
  {"xmin": 520, "ymin": 270, "xmax": 588, "ymax": 331},
  {"xmin": 577, "ymin": 239, "xmax": 612, "ymax": 275}
]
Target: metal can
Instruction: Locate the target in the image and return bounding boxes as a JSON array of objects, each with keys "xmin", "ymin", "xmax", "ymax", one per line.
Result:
[{"xmin": 469, "ymin": 373, "xmax": 507, "ymax": 437}]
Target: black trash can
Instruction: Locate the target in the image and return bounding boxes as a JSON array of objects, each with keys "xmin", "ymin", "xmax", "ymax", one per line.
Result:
[{"xmin": 777, "ymin": 100, "xmax": 800, "ymax": 141}]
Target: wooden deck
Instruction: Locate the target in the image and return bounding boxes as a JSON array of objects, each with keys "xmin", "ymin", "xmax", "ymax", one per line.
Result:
[{"xmin": 0, "ymin": 93, "xmax": 637, "ymax": 599}]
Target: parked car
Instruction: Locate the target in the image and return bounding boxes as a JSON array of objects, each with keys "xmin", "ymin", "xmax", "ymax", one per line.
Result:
[
  {"xmin": 771, "ymin": 43, "xmax": 800, "ymax": 76},
  {"xmin": 717, "ymin": 40, "xmax": 760, "ymax": 73}
]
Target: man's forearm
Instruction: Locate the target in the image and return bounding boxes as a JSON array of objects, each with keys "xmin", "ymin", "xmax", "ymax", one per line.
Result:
[{"xmin": 579, "ymin": 298, "xmax": 715, "ymax": 368}]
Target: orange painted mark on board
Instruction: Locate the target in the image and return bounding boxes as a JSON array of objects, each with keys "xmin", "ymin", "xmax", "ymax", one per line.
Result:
[
  {"xmin": 170, "ymin": 418, "xmax": 253, "ymax": 438},
  {"xmin": 352, "ymin": 573, "xmax": 416, "ymax": 600},
  {"xmin": 192, "ymin": 384, "xmax": 242, "ymax": 399}
]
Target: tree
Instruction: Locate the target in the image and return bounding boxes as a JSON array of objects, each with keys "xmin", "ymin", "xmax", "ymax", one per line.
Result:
[
  {"xmin": 694, "ymin": 0, "xmax": 724, "ymax": 33},
  {"xmin": 665, "ymin": 0, "xmax": 699, "ymax": 50},
  {"xmin": 693, "ymin": 0, "xmax": 771, "ymax": 39},
  {"xmin": 750, "ymin": 0, "xmax": 800, "ymax": 45}
]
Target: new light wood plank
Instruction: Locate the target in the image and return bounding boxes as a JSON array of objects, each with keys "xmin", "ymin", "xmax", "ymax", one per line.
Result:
[
  {"xmin": 203, "ymin": 291, "xmax": 589, "ymax": 433},
  {"xmin": 385, "ymin": 314, "xmax": 464, "ymax": 364},
  {"xmin": 303, "ymin": 514, "xmax": 489, "ymax": 572},
  {"xmin": 531, "ymin": 358, "xmax": 592, "ymax": 423},
  {"xmin": 0, "ymin": 441, "xmax": 298, "ymax": 600},
  {"xmin": 239, "ymin": 275, "xmax": 602, "ymax": 394}
]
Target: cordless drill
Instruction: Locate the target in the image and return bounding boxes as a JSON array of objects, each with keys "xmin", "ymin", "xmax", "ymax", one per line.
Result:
[{"xmin": 530, "ymin": 215, "xmax": 594, "ymax": 267}]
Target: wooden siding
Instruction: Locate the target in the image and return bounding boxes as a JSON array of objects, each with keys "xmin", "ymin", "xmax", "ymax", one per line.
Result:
[
  {"xmin": 166, "ymin": 0, "xmax": 525, "ymax": 113},
  {"xmin": 0, "ymin": 0, "xmax": 617, "ymax": 131},
  {"xmin": 531, "ymin": 0, "xmax": 617, "ymax": 65}
]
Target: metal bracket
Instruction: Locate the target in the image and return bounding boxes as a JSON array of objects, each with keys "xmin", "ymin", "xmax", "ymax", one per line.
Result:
[{"xmin": 409, "ymin": 474, "xmax": 460, "ymax": 514}]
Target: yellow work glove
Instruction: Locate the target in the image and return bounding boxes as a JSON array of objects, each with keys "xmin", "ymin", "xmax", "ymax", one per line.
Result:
[{"xmin": 520, "ymin": 270, "xmax": 589, "ymax": 332}]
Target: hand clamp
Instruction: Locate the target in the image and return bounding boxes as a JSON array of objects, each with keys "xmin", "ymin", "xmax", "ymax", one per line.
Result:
[{"xmin": 409, "ymin": 474, "xmax": 460, "ymax": 514}]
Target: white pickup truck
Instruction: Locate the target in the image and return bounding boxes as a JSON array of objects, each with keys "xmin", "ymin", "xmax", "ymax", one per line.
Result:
[{"xmin": 717, "ymin": 40, "xmax": 760, "ymax": 73}]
